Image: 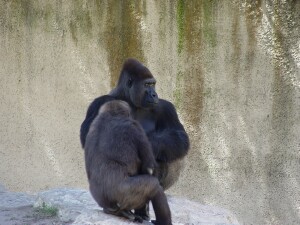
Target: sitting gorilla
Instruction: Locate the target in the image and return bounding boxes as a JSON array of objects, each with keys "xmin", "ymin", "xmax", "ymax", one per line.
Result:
[
  {"xmin": 80, "ymin": 58, "xmax": 189, "ymax": 220},
  {"xmin": 85, "ymin": 100, "xmax": 172, "ymax": 225}
]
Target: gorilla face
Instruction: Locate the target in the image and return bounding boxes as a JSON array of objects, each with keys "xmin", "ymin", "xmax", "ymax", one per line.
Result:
[
  {"xmin": 129, "ymin": 78, "xmax": 159, "ymax": 108},
  {"xmin": 110, "ymin": 59, "xmax": 160, "ymax": 109}
]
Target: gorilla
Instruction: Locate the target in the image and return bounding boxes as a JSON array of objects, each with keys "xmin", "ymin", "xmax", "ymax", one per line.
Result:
[
  {"xmin": 80, "ymin": 58, "xmax": 189, "ymax": 220},
  {"xmin": 85, "ymin": 100, "xmax": 172, "ymax": 225}
]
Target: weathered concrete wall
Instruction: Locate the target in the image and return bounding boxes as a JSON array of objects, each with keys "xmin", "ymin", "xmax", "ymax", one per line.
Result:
[{"xmin": 0, "ymin": 1, "xmax": 299, "ymax": 225}]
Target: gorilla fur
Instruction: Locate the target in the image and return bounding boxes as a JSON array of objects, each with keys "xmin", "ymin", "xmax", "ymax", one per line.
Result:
[
  {"xmin": 84, "ymin": 100, "xmax": 172, "ymax": 225},
  {"xmin": 81, "ymin": 58, "xmax": 189, "ymax": 221}
]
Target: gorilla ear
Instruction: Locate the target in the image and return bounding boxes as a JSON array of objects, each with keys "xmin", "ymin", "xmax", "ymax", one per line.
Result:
[{"xmin": 127, "ymin": 78, "xmax": 133, "ymax": 88}]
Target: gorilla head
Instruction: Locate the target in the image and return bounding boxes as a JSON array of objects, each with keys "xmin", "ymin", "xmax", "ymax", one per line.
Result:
[
  {"xmin": 99, "ymin": 100, "xmax": 131, "ymax": 117},
  {"xmin": 111, "ymin": 58, "xmax": 159, "ymax": 108}
]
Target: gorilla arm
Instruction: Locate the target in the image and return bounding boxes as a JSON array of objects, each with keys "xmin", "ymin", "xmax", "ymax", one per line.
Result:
[
  {"xmin": 148, "ymin": 100, "xmax": 190, "ymax": 163},
  {"xmin": 80, "ymin": 95, "xmax": 115, "ymax": 148},
  {"xmin": 130, "ymin": 121, "xmax": 157, "ymax": 175}
]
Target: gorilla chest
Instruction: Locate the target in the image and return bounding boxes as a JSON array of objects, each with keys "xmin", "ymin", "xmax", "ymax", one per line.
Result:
[{"xmin": 133, "ymin": 111, "xmax": 156, "ymax": 133}]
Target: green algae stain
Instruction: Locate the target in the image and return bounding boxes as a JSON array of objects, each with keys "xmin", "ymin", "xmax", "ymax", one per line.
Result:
[
  {"xmin": 176, "ymin": 0, "xmax": 217, "ymax": 55},
  {"xmin": 19, "ymin": 1, "xmax": 35, "ymax": 28},
  {"xmin": 103, "ymin": 1, "xmax": 145, "ymax": 88},
  {"xmin": 270, "ymin": 1, "xmax": 294, "ymax": 144},
  {"xmin": 174, "ymin": 0, "xmax": 219, "ymax": 125},
  {"xmin": 231, "ymin": 8, "xmax": 241, "ymax": 83},
  {"xmin": 174, "ymin": 71, "xmax": 184, "ymax": 109},
  {"xmin": 69, "ymin": 20, "xmax": 78, "ymax": 44},
  {"xmin": 6, "ymin": 1, "xmax": 37, "ymax": 30},
  {"xmin": 175, "ymin": 0, "xmax": 185, "ymax": 110},
  {"xmin": 5, "ymin": 1, "xmax": 56, "ymax": 33},
  {"xmin": 68, "ymin": 1, "xmax": 93, "ymax": 44},
  {"xmin": 155, "ymin": 1, "xmax": 168, "ymax": 42},
  {"xmin": 176, "ymin": 0, "xmax": 185, "ymax": 55},
  {"xmin": 243, "ymin": 0, "xmax": 263, "ymax": 69},
  {"xmin": 202, "ymin": 0, "xmax": 217, "ymax": 47}
]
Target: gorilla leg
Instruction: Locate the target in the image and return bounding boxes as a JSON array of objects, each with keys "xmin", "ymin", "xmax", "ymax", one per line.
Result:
[
  {"xmin": 157, "ymin": 159, "xmax": 184, "ymax": 190},
  {"xmin": 151, "ymin": 187, "xmax": 172, "ymax": 225},
  {"xmin": 116, "ymin": 175, "xmax": 159, "ymax": 209},
  {"xmin": 134, "ymin": 163, "xmax": 169, "ymax": 221},
  {"xmin": 134, "ymin": 203, "xmax": 150, "ymax": 221},
  {"xmin": 103, "ymin": 207, "xmax": 136, "ymax": 221},
  {"xmin": 135, "ymin": 161, "xmax": 182, "ymax": 222},
  {"xmin": 117, "ymin": 175, "xmax": 172, "ymax": 225},
  {"xmin": 89, "ymin": 174, "xmax": 156, "ymax": 221}
]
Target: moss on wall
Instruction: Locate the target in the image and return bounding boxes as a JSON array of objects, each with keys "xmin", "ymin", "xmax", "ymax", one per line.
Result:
[
  {"xmin": 103, "ymin": 0, "xmax": 145, "ymax": 87},
  {"xmin": 176, "ymin": 0, "xmax": 185, "ymax": 55},
  {"xmin": 202, "ymin": 0, "xmax": 217, "ymax": 47}
]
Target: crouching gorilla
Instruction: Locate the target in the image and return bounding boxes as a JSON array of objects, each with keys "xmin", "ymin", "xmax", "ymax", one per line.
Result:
[
  {"xmin": 80, "ymin": 58, "xmax": 189, "ymax": 221},
  {"xmin": 85, "ymin": 100, "xmax": 172, "ymax": 225}
]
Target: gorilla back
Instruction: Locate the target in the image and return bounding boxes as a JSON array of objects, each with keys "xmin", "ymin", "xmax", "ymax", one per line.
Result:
[{"xmin": 84, "ymin": 100, "xmax": 172, "ymax": 225}]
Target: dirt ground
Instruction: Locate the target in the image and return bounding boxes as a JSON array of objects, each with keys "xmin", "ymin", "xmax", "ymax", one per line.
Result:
[{"xmin": 0, "ymin": 206, "xmax": 68, "ymax": 225}]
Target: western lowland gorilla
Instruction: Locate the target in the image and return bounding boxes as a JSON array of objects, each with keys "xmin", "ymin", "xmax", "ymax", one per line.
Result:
[
  {"xmin": 84, "ymin": 100, "xmax": 172, "ymax": 225},
  {"xmin": 80, "ymin": 58, "xmax": 189, "ymax": 221}
]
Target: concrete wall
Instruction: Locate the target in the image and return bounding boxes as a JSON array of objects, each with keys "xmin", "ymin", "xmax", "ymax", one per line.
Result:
[{"xmin": 0, "ymin": 1, "xmax": 299, "ymax": 225}]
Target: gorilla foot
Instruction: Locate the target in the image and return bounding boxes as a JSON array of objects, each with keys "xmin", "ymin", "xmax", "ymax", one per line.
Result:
[
  {"xmin": 133, "ymin": 215, "xmax": 144, "ymax": 223},
  {"xmin": 134, "ymin": 205, "xmax": 150, "ymax": 221},
  {"xmin": 151, "ymin": 220, "xmax": 172, "ymax": 225},
  {"xmin": 135, "ymin": 213, "xmax": 150, "ymax": 222},
  {"xmin": 103, "ymin": 207, "xmax": 135, "ymax": 221}
]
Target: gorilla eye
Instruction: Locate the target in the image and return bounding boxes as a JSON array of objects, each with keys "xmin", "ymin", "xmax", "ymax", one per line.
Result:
[
  {"xmin": 127, "ymin": 79, "xmax": 133, "ymax": 88},
  {"xmin": 145, "ymin": 82, "xmax": 155, "ymax": 87}
]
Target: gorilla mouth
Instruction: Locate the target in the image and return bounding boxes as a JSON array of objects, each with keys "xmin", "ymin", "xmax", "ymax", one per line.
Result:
[
  {"xmin": 143, "ymin": 100, "xmax": 158, "ymax": 108},
  {"xmin": 147, "ymin": 100, "xmax": 159, "ymax": 105}
]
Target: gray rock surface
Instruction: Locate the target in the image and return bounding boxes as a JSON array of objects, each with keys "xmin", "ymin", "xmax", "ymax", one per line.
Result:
[
  {"xmin": 0, "ymin": 190, "xmax": 35, "ymax": 209},
  {"xmin": 0, "ymin": 186, "xmax": 240, "ymax": 225}
]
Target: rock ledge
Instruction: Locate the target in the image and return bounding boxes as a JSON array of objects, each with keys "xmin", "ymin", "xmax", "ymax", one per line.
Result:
[{"xmin": 0, "ymin": 186, "xmax": 240, "ymax": 225}]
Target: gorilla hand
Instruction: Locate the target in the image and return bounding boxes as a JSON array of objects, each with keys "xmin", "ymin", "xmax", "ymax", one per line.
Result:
[{"xmin": 141, "ymin": 158, "xmax": 157, "ymax": 175}]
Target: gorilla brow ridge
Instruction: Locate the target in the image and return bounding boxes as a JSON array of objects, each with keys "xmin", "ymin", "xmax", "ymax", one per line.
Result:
[{"xmin": 122, "ymin": 58, "xmax": 153, "ymax": 80}]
